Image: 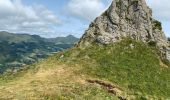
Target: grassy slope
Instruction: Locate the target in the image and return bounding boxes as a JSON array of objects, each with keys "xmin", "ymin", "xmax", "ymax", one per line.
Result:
[
  {"xmin": 0, "ymin": 39, "xmax": 169, "ymax": 100},
  {"xmin": 0, "ymin": 57, "xmax": 117, "ymax": 100}
]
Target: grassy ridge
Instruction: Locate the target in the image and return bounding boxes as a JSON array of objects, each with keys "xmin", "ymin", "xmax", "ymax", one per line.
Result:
[
  {"xmin": 0, "ymin": 39, "xmax": 169, "ymax": 99},
  {"xmin": 59, "ymin": 39, "xmax": 170, "ymax": 99}
]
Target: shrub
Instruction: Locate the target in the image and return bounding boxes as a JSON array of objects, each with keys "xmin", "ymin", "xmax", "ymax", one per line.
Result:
[
  {"xmin": 167, "ymin": 37, "xmax": 170, "ymax": 42},
  {"xmin": 153, "ymin": 20, "xmax": 162, "ymax": 30},
  {"xmin": 148, "ymin": 41, "xmax": 157, "ymax": 47}
]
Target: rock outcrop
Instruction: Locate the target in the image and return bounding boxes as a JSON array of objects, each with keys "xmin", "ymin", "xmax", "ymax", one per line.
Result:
[{"xmin": 77, "ymin": 0, "xmax": 170, "ymax": 61}]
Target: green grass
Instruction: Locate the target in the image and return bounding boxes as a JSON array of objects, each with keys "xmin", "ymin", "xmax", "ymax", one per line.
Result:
[
  {"xmin": 0, "ymin": 39, "xmax": 169, "ymax": 100},
  {"xmin": 0, "ymin": 55, "xmax": 119, "ymax": 100},
  {"xmin": 58, "ymin": 39, "xmax": 170, "ymax": 99}
]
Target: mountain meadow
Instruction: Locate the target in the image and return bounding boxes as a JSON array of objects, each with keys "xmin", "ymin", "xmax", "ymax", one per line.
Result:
[{"xmin": 0, "ymin": 0, "xmax": 169, "ymax": 100}]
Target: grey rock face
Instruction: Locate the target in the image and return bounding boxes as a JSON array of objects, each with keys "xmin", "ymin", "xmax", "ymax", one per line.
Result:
[{"xmin": 77, "ymin": 0, "xmax": 170, "ymax": 61}]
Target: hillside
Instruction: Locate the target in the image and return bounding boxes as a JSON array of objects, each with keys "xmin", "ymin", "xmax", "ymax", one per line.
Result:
[
  {"xmin": 0, "ymin": 39, "xmax": 169, "ymax": 100},
  {"xmin": 0, "ymin": 0, "xmax": 169, "ymax": 99},
  {"xmin": 0, "ymin": 31, "xmax": 79, "ymax": 73}
]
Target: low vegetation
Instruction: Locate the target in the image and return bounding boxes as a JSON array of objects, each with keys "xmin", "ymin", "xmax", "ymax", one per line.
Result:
[
  {"xmin": 0, "ymin": 39, "xmax": 169, "ymax": 100},
  {"xmin": 153, "ymin": 20, "xmax": 162, "ymax": 30},
  {"xmin": 59, "ymin": 39, "xmax": 170, "ymax": 99}
]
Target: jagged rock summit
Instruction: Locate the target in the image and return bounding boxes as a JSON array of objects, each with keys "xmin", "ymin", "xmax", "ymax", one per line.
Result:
[{"xmin": 78, "ymin": 0, "xmax": 170, "ymax": 61}]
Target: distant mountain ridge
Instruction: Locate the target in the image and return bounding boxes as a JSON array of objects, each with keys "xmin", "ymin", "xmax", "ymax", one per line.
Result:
[
  {"xmin": 0, "ymin": 31, "xmax": 79, "ymax": 44},
  {"xmin": 0, "ymin": 31, "xmax": 79, "ymax": 73},
  {"xmin": 47, "ymin": 35, "xmax": 79, "ymax": 44}
]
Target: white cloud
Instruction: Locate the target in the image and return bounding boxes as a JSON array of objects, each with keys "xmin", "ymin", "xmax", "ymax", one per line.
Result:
[
  {"xmin": 66, "ymin": 0, "xmax": 109, "ymax": 21},
  {"xmin": 146, "ymin": 0, "xmax": 170, "ymax": 21},
  {"xmin": 146, "ymin": 0, "xmax": 170, "ymax": 36},
  {"xmin": 0, "ymin": 0, "xmax": 60, "ymax": 37},
  {"xmin": 65, "ymin": 0, "xmax": 170, "ymax": 37},
  {"xmin": 66, "ymin": 0, "xmax": 170, "ymax": 22},
  {"xmin": 0, "ymin": 0, "xmax": 169, "ymax": 38}
]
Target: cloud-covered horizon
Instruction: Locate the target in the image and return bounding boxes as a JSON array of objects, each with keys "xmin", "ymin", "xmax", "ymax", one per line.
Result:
[
  {"xmin": 0, "ymin": 0, "xmax": 169, "ymax": 38},
  {"xmin": 0, "ymin": 0, "xmax": 60, "ymax": 37}
]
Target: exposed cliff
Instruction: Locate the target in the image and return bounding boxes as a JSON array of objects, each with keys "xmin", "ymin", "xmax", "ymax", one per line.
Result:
[{"xmin": 78, "ymin": 0, "xmax": 170, "ymax": 61}]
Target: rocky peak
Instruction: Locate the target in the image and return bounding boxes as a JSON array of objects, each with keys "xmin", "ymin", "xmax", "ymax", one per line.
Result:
[{"xmin": 77, "ymin": 0, "xmax": 170, "ymax": 61}]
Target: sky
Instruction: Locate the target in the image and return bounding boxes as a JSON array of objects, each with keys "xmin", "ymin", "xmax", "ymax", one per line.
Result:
[{"xmin": 0, "ymin": 0, "xmax": 169, "ymax": 38}]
